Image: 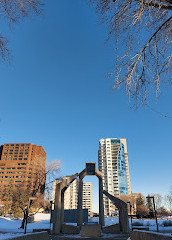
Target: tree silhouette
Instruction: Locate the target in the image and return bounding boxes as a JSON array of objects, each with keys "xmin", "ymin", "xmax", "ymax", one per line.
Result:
[
  {"xmin": 0, "ymin": 0, "xmax": 43, "ymax": 62},
  {"xmin": 90, "ymin": 0, "xmax": 172, "ymax": 105}
]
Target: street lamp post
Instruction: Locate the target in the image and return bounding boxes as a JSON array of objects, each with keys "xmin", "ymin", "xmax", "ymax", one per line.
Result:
[
  {"xmin": 50, "ymin": 200, "xmax": 55, "ymax": 233},
  {"xmin": 50, "ymin": 201, "xmax": 53, "ymax": 229},
  {"xmin": 127, "ymin": 201, "xmax": 133, "ymax": 227},
  {"xmin": 146, "ymin": 196, "xmax": 159, "ymax": 232},
  {"xmin": 24, "ymin": 207, "xmax": 28, "ymax": 234},
  {"xmin": 24, "ymin": 197, "xmax": 37, "ymax": 234}
]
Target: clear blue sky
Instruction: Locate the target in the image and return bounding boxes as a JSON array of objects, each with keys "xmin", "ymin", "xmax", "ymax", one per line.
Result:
[{"xmin": 0, "ymin": 0, "xmax": 172, "ymax": 211}]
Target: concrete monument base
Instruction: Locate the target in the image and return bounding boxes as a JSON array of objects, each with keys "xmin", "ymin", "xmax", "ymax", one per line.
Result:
[
  {"xmin": 131, "ymin": 230, "xmax": 172, "ymax": 240},
  {"xmin": 81, "ymin": 224, "xmax": 101, "ymax": 237},
  {"xmin": 102, "ymin": 223, "xmax": 120, "ymax": 234},
  {"xmin": 61, "ymin": 224, "xmax": 80, "ymax": 234},
  {"xmin": 51, "ymin": 233, "xmax": 128, "ymax": 239}
]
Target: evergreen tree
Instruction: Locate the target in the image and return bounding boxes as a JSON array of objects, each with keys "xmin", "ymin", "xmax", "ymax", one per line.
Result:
[
  {"xmin": 146, "ymin": 195, "xmax": 155, "ymax": 218},
  {"xmin": 135, "ymin": 195, "xmax": 149, "ymax": 218},
  {"xmin": 136, "ymin": 195, "xmax": 145, "ymax": 206}
]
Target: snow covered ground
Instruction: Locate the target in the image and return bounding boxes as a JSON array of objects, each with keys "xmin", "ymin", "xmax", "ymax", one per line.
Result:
[
  {"xmin": 102, "ymin": 216, "xmax": 172, "ymax": 232},
  {"xmin": 0, "ymin": 213, "xmax": 50, "ymax": 240},
  {"xmin": 0, "ymin": 213, "xmax": 50, "ymax": 233},
  {"xmin": 0, "ymin": 213, "xmax": 172, "ymax": 239}
]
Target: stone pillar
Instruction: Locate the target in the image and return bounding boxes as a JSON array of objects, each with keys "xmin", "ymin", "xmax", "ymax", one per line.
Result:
[
  {"xmin": 60, "ymin": 189, "xmax": 65, "ymax": 230},
  {"xmin": 77, "ymin": 178, "xmax": 83, "ymax": 228},
  {"xmin": 99, "ymin": 178, "xmax": 105, "ymax": 227},
  {"xmin": 103, "ymin": 190, "xmax": 130, "ymax": 234},
  {"xmin": 53, "ymin": 183, "xmax": 62, "ymax": 234},
  {"xmin": 119, "ymin": 205, "xmax": 130, "ymax": 234}
]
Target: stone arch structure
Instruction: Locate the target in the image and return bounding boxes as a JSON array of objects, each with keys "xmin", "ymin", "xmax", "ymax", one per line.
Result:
[
  {"xmin": 53, "ymin": 173, "xmax": 78, "ymax": 234},
  {"xmin": 77, "ymin": 162, "xmax": 105, "ymax": 228},
  {"xmin": 103, "ymin": 190, "xmax": 130, "ymax": 234},
  {"xmin": 52, "ymin": 163, "xmax": 129, "ymax": 236}
]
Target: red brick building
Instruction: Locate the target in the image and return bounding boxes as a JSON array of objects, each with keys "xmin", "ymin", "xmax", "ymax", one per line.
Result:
[{"xmin": 0, "ymin": 143, "xmax": 46, "ymax": 189}]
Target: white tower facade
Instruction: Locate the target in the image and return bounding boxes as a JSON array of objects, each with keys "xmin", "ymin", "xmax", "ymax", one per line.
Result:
[
  {"xmin": 52, "ymin": 179, "xmax": 92, "ymax": 213},
  {"xmin": 64, "ymin": 179, "xmax": 79, "ymax": 209},
  {"xmin": 98, "ymin": 138, "xmax": 131, "ymax": 216},
  {"xmin": 83, "ymin": 182, "xmax": 92, "ymax": 214}
]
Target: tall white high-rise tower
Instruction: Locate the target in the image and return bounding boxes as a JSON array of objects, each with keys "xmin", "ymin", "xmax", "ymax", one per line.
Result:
[{"xmin": 98, "ymin": 138, "xmax": 131, "ymax": 216}]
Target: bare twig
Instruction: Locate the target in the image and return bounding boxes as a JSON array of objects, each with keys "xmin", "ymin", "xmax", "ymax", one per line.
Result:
[{"xmin": 90, "ymin": 0, "xmax": 172, "ymax": 108}]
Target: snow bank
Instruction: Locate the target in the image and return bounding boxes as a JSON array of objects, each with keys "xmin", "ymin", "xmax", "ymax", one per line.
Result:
[
  {"xmin": 0, "ymin": 213, "xmax": 51, "ymax": 234},
  {"xmin": 0, "ymin": 213, "xmax": 172, "ymax": 239},
  {"xmin": 34, "ymin": 213, "xmax": 50, "ymax": 222},
  {"xmin": 0, "ymin": 233, "xmax": 24, "ymax": 240}
]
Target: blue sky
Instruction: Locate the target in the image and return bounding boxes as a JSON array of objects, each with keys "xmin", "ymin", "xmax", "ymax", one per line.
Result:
[{"xmin": 0, "ymin": 0, "xmax": 172, "ymax": 211}]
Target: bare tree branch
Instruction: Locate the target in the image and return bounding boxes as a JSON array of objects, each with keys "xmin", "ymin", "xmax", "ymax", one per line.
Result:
[
  {"xmin": 125, "ymin": 15, "xmax": 172, "ymax": 85},
  {"xmin": 136, "ymin": 0, "xmax": 172, "ymax": 10},
  {"xmin": 0, "ymin": 0, "xmax": 43, "ymax": 62},
  {"xmin": 90, "ymin": 0, "xmax": 172, "ymax": 108}
]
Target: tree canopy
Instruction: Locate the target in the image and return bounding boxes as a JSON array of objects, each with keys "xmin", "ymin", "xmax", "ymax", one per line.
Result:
[
  {"xmin": 0, "ymin": 0, "xmax": 43, "ymax": 61},
  {"xmin": 90, "ymin": 0, "xmax": 172, "ymax": 105}
]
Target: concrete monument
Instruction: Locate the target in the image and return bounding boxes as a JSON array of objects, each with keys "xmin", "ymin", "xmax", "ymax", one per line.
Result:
[{"xmin": 52, "ymin": 162, "xmax": 129, "ymax": 237}]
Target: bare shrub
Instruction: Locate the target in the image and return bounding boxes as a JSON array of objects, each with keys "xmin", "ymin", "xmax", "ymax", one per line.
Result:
[
  {"xmin": 132, "ymin": 221, "xmax": 144, "ymax": 226},
  {"xmin": 163, "ymin": 220, "xmax": 172, "ymax": 227}
]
